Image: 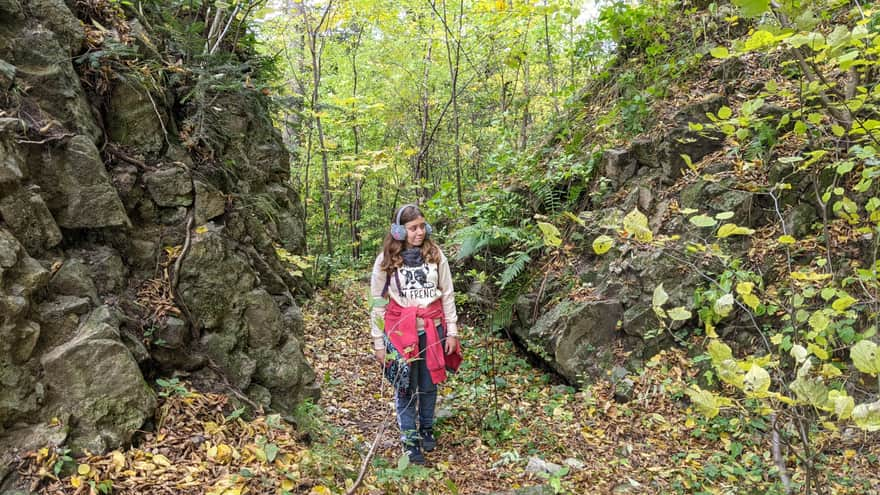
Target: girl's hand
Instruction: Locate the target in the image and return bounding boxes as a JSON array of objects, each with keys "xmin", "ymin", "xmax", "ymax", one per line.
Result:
[
  {"xmin": 444, "ymin": 336, "xmax": 459, "ymax": 355},
  {"xmin": 374, "ymin": 348, "xmax": 386, "ymax": 365}
]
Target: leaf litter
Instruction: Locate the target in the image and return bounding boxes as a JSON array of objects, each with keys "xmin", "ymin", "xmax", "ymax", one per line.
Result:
[{"xmin": 14, "ymin": 280, "xmax": 880, "ymax": 494}]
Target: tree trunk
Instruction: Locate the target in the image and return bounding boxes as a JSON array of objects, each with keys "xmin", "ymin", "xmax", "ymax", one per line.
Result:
[
  {"xmin": 413, "ymin": 40, "xmax": 433, "ymax": 201},
  {"xmin": 543, "ymin": 0, "xmax": 559, "ymax": 115},
  {"xmin": 304, "ymin": 1, "xmax": 335, "ymax": 256},
  {"xmin": 349, "ymin": 26, "xmax": 363, "ymax": 260},
  {"xmin": 519, "ymin": 57, "xmax": 530, "ymax": 151}
]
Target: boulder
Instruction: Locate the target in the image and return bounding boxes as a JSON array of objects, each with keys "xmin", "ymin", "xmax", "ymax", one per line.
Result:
[
  {"xmin": 29, "ymin": 0, "xmax": 84, "ymax": 55},
  {"xmin": 2, "ymin": 28, "xmax": 100, "ymax": 142},
  {"xmin": 106, "ymin": 81, "xmax": 166, "ymax": 154},
  {"xmin": 0, "ymin": 320, "xmax": 40, "ymax": 364},
  {"xmin": 40, "ymin": 307, "xmax": 156, "ymax": 453},
  {"xmin": 48, "ymin": 258, "xmax": 98, "ymax": 304},
  {"xmin": 657, "ymin": 127, "xmax": 724, "ymax": 182},
  {"xmin": 513, "ymin": 299, "xmax": 623, "ymax": 384},
  {"xmin": 194, "ymin": 180, "xmax": 226, "ymax": 224},
  {"xmin": 32, "ymin": 135, "xmax": 130, "ymax": 228},
  {"xmin": 144, "ymin": 165, "xmax": 192, "ymax": 207},
  {"xmin": 179, "ymin": 230, "xmax": 317, "ymax": 406},
  {"xmin": 0, "ymin": 118, "xmax": 25, "ymax": 185},
  {"xmin": 672, "ymin": 93, "xmax": 727, "ymax": 126},
  {"xmin": 179, "ymin": 230, "xmax": 257, "ymax": 330},
  {"xmin": 680, "ymin": 176, "xmax": 758, "ymax": 225},
  {"xmin": 267, "ymin": 184, "xmax": 306, "ymax": 253},
  {"xmin": 0, "ymin": 185, "xmax": 63, "ymax": 253},
  {"xmin": 602, "ymin": 148, "xmax": 639, "ymax": 188},
  {"xmin": 68, "ymin": 245, "xmax": 127, "ymax": 295},
  {"xmin": 0, "ymin": 0, "xmax": 23, "ymax": 20},
  {"xmin": 0, "ymin": 58, "xmax": 14, "ymax": 89},
  {"xmin": 0, "ymin": 228, "xmax": 50, "ymax": 300}
]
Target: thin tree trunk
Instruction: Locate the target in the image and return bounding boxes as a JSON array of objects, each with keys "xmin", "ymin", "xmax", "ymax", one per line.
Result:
[
  {"xmin": 543, "ymin": 0, "xmax": 559, "ymax": 114},
  {"xmin": 413, "ymin": 40, "xmax": 433, "ymax": 201},
  {"xmin": 349, "ymin": 26, "xmax": 363, "ymax": 260},
  {"xmin": 304, "ymin": 1, "xmax": 335, "ymax": 255},
  {"xmin": 519, "ymin": 57, "xmax": 530, "ymax": 151},
  {"xmin": 441, "ymin": 0, "xmax": 464, "ymax": 206}
]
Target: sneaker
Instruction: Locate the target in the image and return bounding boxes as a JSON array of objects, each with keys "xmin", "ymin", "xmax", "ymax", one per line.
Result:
[
  {"xmin": 404, "ymin": 443, "xmax": 425, "ymax": 465},
  {"xmin": 420, "ymin": 429, "xmax": 436, "ymax": 452}
]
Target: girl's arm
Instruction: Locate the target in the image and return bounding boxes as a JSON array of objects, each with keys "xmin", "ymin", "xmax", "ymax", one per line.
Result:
[
  {"xmin": 437, "ymin": 251, "xmax": 459, "ymax": 339},
  {"xmin": 369, "ymin": 254, "xmax": 388, "ymax": 350}
]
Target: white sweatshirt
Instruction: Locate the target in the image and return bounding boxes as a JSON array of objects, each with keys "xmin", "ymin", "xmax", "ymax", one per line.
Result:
[{"xmin": 369, "ymin": 250, "xmax": 459, "ymax": 350}]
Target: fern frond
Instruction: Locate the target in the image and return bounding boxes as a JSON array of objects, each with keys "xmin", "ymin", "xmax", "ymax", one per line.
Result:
[{"xmin": 499, "ymin": 251, "xmax": 531, "ymax": 289}]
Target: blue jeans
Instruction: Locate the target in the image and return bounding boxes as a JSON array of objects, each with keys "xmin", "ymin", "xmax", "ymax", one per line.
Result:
[{"xmin": 394, "ymin": 332, "xmax": 437, "ymax": 445}]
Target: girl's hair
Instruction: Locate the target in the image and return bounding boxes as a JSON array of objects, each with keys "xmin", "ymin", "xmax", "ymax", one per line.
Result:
[{"xmin": 380, "ymin": 204, "xmax": 440, "ymax": 273}]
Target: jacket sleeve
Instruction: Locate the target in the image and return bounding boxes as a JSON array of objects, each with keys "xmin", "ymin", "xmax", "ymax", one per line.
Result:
[
  {"xmin": 369, "ymin": 253, "xmax": 388, "ymax": 350},
  {"xmin": 437, "ymin": 251, "xmax": 459, "ymax": 338}
]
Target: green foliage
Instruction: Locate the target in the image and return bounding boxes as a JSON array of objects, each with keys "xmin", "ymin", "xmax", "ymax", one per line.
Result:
[{"xmin": 156, "ymin": 377, "xmax": 191, "ymax": 398}]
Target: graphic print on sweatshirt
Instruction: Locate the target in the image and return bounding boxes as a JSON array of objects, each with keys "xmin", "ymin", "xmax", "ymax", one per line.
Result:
[{"xmin": 399, "ymin": 262, "xmax": 438, "ymax": 301}]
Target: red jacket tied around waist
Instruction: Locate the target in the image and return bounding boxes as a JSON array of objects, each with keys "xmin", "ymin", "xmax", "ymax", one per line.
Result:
[{"xmin": 384, "ymin": 298, "xmax": 459, "ymax": 384}]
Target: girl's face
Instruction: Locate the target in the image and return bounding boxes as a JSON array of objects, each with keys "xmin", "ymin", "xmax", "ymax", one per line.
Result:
[{"xmin": 404, "ymin": 216, "xmax": 427, "ymax": 247}]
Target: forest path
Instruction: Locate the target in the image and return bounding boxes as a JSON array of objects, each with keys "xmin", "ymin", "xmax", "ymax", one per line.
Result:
[{"xmin": 302, "ymin": 279, "xmax": 706, "ymax": 494}]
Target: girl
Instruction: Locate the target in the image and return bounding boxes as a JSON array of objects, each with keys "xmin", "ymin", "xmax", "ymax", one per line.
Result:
[{"xmin": 370, "ymin": 203, "xmax": 461, "ymax": 465}]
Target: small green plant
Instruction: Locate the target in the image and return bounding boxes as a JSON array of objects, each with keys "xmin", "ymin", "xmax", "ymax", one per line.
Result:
[
  {"xmin": 155, "ymin": 377, "xmax": 190, "ymax": 398},
  {"xmin": 52, "ymin": 447, "xmax": 75, "ymax": 476}
]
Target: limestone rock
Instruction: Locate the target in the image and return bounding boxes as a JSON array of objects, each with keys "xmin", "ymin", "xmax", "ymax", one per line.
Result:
[
  {"xmin": 672, "ymin": 93, "xmax": 727, "ymax": 126},
  {"xmin": 0, "ymin": 228, "xmax": 50, "ymax": 299},
  {"xmin": 40, "ymin": 307, "xmax": 156, "ymax": 453},
  {"xmin": 32, "ymin": 136, "xmax": 130, "ymax": 228},
  {"xmin": 127, "ymin": 238, "xmax": 158, "ymax": 270},
  {"xmin": 267, "ymin": 184, "xmax": 306, "ymax": 254},
  {"xmin": 680, "ymin": 176, "xmax": 758, "ymax": 225},
  {"xmin": 30, "ymin": 0, "xmax": 84, "ymax": 55},
  {"xmin": 2, "ymin": 28, "xmax": 100, "ymax": 141},
  {"xmin": 194, "ymin": 180, "xmax": 226, "ymax": 224},
  {"xmin": 487, "ymin": 486, "xmax": 554, "ymax": 495},
  {"xmin": 68, "ymin": 245, "xmax": 126, "ymax": 295},
  {"xmin": 657, "ymin": 126, "xmax": 724, "ymax": 182},
  {"xmin": 0, "ymin": 320, "xmax": 40, "ymax": 364},
  {"xmin": 144, "ymin": 165, "xmax": 193, "ymax": 207},
  {"xmin": 179, "ymin": 230, "xmax": 257, "ymax": 329},
  {"xmin": 36, "ymin": 296, "xmax": 91, "ymax": 321},
  {"xmin": 525, "ymin": 456, "xmax": 564, "ymax": 475},
  {"xmin": 514, "ymin": 299, "xmax": 623, "ymax": 384},
  {"xmin": 0, "ymin": 118, "xmax": 25, "ymax": 185},
  {"xmin": 106, "ymin": 81, "xmax": 166, "ymax": 154},
  {"xmin": 0, "ymin": 0, "xmax": 23, "ymax": 20},
  {"xmin": 0, "ymin": 186, "xmax": 63, "ymax": 253},
  {"xmin": 49, "ymin": 258, "xmax": 98, "ymax": 304},
  {"xmin": 243, "ymin": 289, "xmax": 284, "ymax": 350},
  {"xmin": 0, "ymin": 58, "xmax": 14, "ymax": 89},
  {"xmin": 602, "ymin": 148, "xmax": 638, "ymax": 187}
]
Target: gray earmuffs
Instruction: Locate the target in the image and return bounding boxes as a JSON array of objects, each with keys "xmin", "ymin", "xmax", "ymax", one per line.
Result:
[{"xmin": 390, "ymin": 203, "xmax": 433, "ymax": 241}]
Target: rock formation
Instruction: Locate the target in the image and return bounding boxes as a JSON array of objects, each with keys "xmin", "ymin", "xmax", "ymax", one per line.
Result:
[{"xmin": 0, "ymin": 0, "xmax": 317, "ymax": 479}]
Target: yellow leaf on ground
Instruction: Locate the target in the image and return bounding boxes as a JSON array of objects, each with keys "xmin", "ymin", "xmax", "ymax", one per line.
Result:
[{"xmin": 77, "ymin": 463, "xmax": 91, "ymax": 475}]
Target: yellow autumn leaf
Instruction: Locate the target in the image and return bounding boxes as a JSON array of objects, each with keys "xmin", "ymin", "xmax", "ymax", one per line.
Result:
[
  {"xmin": 623, "ymin": 208, "xmax": 653, "ymax": 242},
  {"xmin": 111, "ymin": 451, "xmax": 126, "ymax": 471},
  {"xmin": 77, "ymin": 463, "xmax": 91, "ymax": 475},
  {"xmin": 592, "ymin": 234, "xmax": 614, "ymax": 255},
  {"xmin": 741, "ymin": 292, "xmax": 760, "ymax": 310},
  {"xmin": 195, "ymin": 225, "xmax": 209, "ymax": 234},
  {"xmin": 152, "ymin": 454, "xmax": 172, "ymax": 467},
  {"xmin": 70, "ymin": 475, "xmax": 82, "ymax": 488},
  {"xmin": 281, "ymin": 479, "xmax": 295, "ymax": 491},
  {"xmin": 310, "ymin": 486, "xmax": 333, "ymax": 495}
]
